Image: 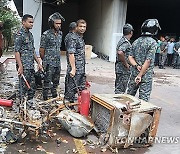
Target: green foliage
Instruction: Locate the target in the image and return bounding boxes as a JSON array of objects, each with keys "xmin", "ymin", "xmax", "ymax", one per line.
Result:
[{"xmin": 0, "ymin": 0, "xmax": 20, "ymax": 50}]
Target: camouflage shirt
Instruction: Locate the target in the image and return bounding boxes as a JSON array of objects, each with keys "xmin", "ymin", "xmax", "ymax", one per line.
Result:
[
  {"xmin": 40, "ymin": 29, "xmax": 62, "ymax": 67},
  {"xmin": 65, "ymin": 32, "xmax": 85, "ymax": 74},
  {"xmin": 14, "ymin": 27, "xmax": 35, "ymax": 70},
  {"xmin": 115, "ymin": 36, "xmax": 131, "ymax": 74},
  {"xmin": 174, "ymin": 42, "xmax": 180, "ymax": 51},
  {"xmin": 130, "ymin": 36, "xmax": 157, "ymax": 80}
]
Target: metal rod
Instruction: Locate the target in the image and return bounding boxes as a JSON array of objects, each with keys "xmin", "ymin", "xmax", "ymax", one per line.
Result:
[
  {"xmin": 19, "ymin": 75, "xmax": 23, "ymax": 103},
  {"xmin": 21, "ymin": 74, "xmax": 31, "ymax": 89},
  {"xmin": 0, "ymin": 118, "xmax": 37, "ymax": 128}
]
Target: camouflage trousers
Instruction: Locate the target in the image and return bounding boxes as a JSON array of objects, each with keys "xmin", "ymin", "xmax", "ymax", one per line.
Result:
[
  {"xmin": 159, "ymin": 53, "xmax": 167, "ymax": 67},
  {"xmin": 19, "ymin": 69, "xmax": 35, "ymax": 100},
  {"xmin": 64, "ymin": 73, "xmax": 86, "ymax": 102},
  {"xmin": 43, "ymin": 66, "xmax": 60, "ymax": 100},
  {"xmin": 172, "ymin": 53, "xmax": 180, "ymax": 68},
  {"xmin": 127, "ymin": 75, "xmax": 153, "ymax": 102},
  {"xmin": 115, "ymin": 73, "xmax": 130, "ymax": 94}
]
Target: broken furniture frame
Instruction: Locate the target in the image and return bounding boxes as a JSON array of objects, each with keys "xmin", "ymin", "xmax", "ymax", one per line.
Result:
[{"xmin": 0, "ymin": 97, "xmax": 78, "ymax": 137}]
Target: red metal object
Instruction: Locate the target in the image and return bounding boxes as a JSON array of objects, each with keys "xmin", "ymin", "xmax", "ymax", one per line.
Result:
[
  {"xmin": 0, "ymin": 99, "xmax": 13, "ymax": 107},
  {"xmin": 77, "ymin": 81, "xmax": 91, "ymax": 116},
  {"xmin": 79, "ymin": 89, "xmax": 90, "ymax": 116}
]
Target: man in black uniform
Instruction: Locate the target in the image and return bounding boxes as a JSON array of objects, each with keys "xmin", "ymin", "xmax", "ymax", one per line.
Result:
[
  {"xmin": 64, "ymin": 19, "xmax": 87, "ymax": 103},
  {"xmin": 14, "ymin": 14, "xmax": 42, "ymax": 100},
  {"xmin": 39, "ymin": 12, "xmax": 64, "ymax": 100},
  {"xmin": 127, "ymin": 19, "xmax": 161, "ymax": 102},
  {"xmin": 115, "ymin": 23, "xmax": 133, "ymax": 94}
]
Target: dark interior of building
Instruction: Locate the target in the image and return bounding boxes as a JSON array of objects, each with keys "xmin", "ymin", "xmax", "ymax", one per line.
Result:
[
  {"xmin": 42, "ymin": 0, "xmax": 80, "ymax": 36},
  {"xmin": 127, "ymin": 0, "xmax": 180, "ymax": 40}
]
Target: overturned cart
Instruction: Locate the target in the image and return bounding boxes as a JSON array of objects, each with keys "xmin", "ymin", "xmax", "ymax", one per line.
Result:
[{"xmin": 91, "ymin": 94, "xmax": 162, "ymax": 148}]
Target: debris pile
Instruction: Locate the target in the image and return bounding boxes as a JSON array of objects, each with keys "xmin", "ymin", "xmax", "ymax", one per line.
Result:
[{"xmin": 0, "ymin": 59, "xmax": 162, "ymax": 153}]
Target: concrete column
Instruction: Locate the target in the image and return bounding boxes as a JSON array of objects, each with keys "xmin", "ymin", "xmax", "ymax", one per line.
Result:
[
  {"xmin": 109, "ymin": 0, "xmax": 128, "ymax": 62},
  {"xmin": 80, "ymin": 0, "xmax": 127, "ymax": 62},
  {"xmin": 23, "ymin": 0, "xmax": 42, "ymax": 55}
]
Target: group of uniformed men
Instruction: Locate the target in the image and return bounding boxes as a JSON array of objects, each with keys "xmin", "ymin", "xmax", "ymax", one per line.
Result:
[
  {"xmin": 14, "ymin": 12, "xmax": 162, "ymax": 103},
  {"xmin": 14, "ymin": 13, "xmax": 87, "ymax": 103},
  {"xmin": 115, "ymin": 19, "xmax": 161, "ymax": 102}
]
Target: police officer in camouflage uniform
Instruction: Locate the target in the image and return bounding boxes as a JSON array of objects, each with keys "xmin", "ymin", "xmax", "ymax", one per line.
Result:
[
  {"xmin": 64, "ymin": 19, "xmax": 87, "ymax": 103},
  {"xmin": 127, "ymin": 19, "xmax": 161, "ymax": 102},
  {"xmin": 14, "ymin": 14, "xmax": 42, "ymax": 100},
  {"xmin": 159, "ymin": 36, "xmax": 169, "ymax": 69},
  {"xmin": 39, "ymin": 12, "xmax": 65, "ymax": 100},
  {"xmin": 173, "ymin": 37, "xmax": 180, "ymax": 69},
  {"xmin": 115, "ymin": 24, "xmax": 134, "ymax": 94}
]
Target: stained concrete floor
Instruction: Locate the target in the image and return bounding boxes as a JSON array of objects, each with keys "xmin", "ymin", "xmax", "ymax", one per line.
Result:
[{"xmin": 0, "ymin": 54, "xmax": 180, "ymax": 154}]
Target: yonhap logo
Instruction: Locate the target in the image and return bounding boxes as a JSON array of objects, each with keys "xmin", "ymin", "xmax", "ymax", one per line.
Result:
[{"xmin": 115, "ymin": 136, "xmax": 180, "ymax": 144}]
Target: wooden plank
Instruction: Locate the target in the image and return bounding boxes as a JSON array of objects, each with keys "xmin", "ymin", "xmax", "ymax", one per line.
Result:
[{"xmin": 148, "ymin": 109, "xmax": 162, "ymax": 144}]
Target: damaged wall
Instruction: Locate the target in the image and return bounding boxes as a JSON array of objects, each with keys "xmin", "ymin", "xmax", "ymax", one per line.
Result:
[{"xmin": 79, "ymin": 0, "xmax": 128, "ymax": 62}]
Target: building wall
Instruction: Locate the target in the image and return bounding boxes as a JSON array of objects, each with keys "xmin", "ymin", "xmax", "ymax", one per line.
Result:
[
  {"xmin": 23, "ymin": 0, "xmax": 42, "ymax": 55},
  {"xmin": 80, "ymin": 0, "xmax": 128, "ymax": 62}
]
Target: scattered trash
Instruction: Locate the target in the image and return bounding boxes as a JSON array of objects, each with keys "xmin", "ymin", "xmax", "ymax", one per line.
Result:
[
  {"xmin": 46, "ymin": 152, "xmax": 54, "ymax": 154},
  {"xmin": 72, "ymin": 149, "xmax": 78, "ymax": 153},
  {"xmin": 130, "ymin": 147, "xmax": 137, "ymax": 151},
  {"xmin": 62, "ymin": 139, "xmax": 68, "ymax": 144},
  {"xmin": 57, "ymin": 110, "xmax": 94, "ymax": 138},
  {"xmin": 36, "ymin": 145, "xmax": 46, "ymax": 152},
  {"xmin": 18, "ymin": 149, "xmax": 26, "ymax": 153},
  {"xmin": 41, "ymin": 141, "xmax": 47, "ymax": 144},
  {"xmin": 89, "ymin": 145, "xmax": 95, "ymax": 149},
  {"xmin": 91, "ymin": 52, "xmax": 98, "ymax": 59},
  {"xmin": 0, "ymin": 144, "xmax": 7, "ymax": 153},
  {"xmin": 19, "ymin": 142, "xmax": 25, "ymax": 146},
  {"xmin": 56, "ymin": 137, "xmax": 62, "ymax": 144},
  {"xmin": 0, "ymin": 106, "xmax": 4, "ymax": 118},
  {"xmin": 0, "ymin": 128, "xmax": 17, "ymax": 144},
  {"xmin": 0, "ymin": 99, "xmax": 13, "ymax": 107},
  {"xmin": 21, "ymin": 132, "xmax": 27, "ymax": 139},
  {"xmin": 87, "ymin": 134, "xmax": 99, "ymax": 146},
  {"xmin": 101, "ymin": 148, "xmax": 107, "ymax": 152}
]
